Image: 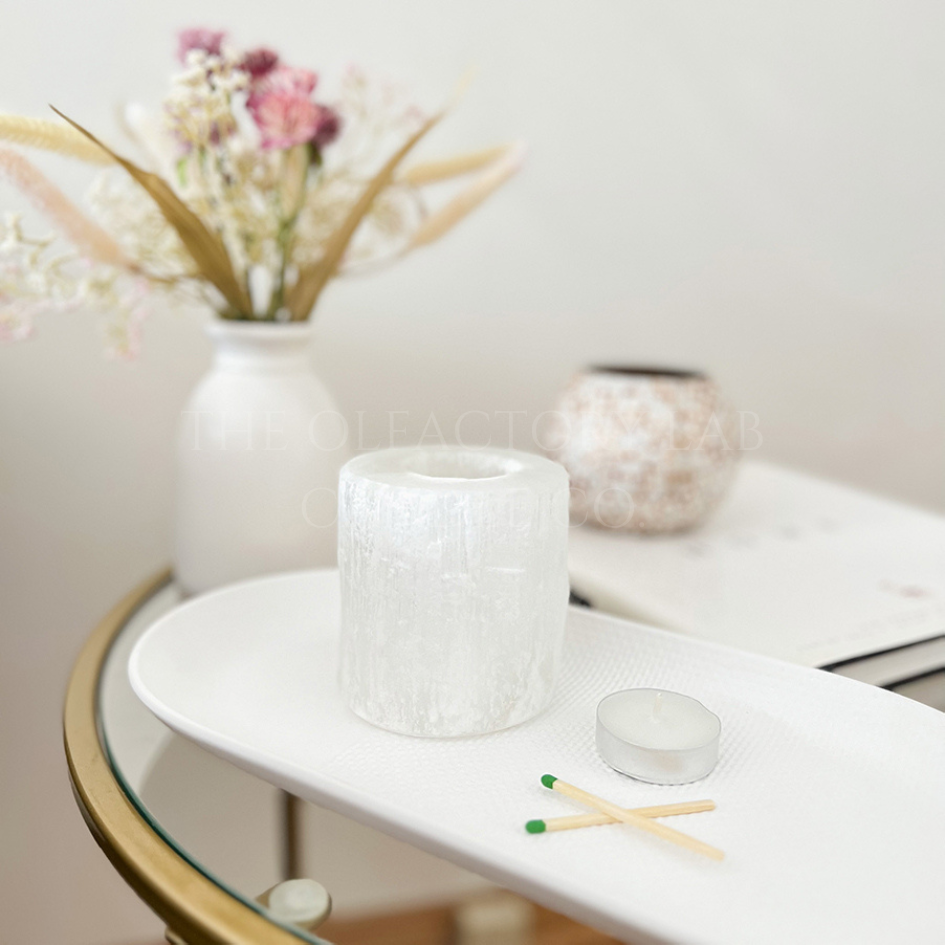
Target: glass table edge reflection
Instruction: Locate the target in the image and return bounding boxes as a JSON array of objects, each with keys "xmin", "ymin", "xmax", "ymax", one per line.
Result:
[{"xmin": 63, "ymin": 567, "xmax": 325, "ymax": 945}]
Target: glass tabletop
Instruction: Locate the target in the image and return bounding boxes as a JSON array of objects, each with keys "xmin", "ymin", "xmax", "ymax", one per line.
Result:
[{"xmin": 97, "ymin": 577, "xmax": 329, "ymax": 944}]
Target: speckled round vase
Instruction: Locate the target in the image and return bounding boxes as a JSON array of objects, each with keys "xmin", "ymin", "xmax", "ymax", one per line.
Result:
[{"xmin": 544, "ymin": 367, "xmax": 740, "ymax": 533}]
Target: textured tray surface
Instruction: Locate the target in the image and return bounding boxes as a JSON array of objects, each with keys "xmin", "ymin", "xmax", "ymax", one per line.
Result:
[{"xmin": 130, "ymin": 570, "xmax": 945, "ymax": 945}]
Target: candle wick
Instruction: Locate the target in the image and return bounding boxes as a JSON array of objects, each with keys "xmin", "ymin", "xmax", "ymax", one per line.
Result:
[{"xmin": 653, "ymin": 691, "xmax": 663, "ymax": 720}]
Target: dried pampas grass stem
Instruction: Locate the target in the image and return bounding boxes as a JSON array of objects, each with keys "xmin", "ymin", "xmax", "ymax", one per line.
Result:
[
  {"xmin": 408, "ymin": 141, "xmax": 525, "ymax": 250},
  {"xmin": 400, "ymin": 144, "xmax": 511, "ymax": 186},
  {"xmin": 0, "ymin": 148, "xmax": 129, "ymax": 267},
  {"xmin": 0, "ymin": 115, "xmax": 113, "ymax": 165}
]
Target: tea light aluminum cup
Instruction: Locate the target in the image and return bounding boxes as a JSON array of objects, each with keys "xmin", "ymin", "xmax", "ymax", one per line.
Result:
[{"xmin": 596, "ymin": 688, "xmax": 721, "ymax": 784}]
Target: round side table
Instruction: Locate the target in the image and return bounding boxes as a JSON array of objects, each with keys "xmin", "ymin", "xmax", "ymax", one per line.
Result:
[{"xmin": 64, "ymin": 569, "xmax": 330, "ymax": 945}]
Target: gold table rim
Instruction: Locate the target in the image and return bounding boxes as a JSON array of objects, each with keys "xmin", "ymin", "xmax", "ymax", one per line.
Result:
[{"xmin": 63, "ymin": 567, "xmax": 315, "ymax": 945}]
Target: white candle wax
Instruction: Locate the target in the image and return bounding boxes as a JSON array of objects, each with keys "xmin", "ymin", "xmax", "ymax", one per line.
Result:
[{"xmin": 596, "ymin": 689, "xmax": 721, "ymax": 784}]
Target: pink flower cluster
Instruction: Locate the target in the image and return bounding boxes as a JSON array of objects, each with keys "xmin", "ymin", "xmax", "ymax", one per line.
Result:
[
  {"xmin": 177, "ymin": 28, "xmax": 225, "ymax": 63},
  {"xmin": 177, "ymin": 29, "xmax": 342, "ymax": 153},
  {"xmin": 246, "ymin": 63, "xmax": 341, "ymax": 151}
]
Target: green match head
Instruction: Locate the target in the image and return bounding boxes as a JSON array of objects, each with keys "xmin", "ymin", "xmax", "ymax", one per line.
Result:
[
  {"xmin": 525, "ymin": 819, "xmax": 547, "ymax": 834},
  {"xmin": 540, "ymin": 774, "xmax": 558, "ymax": 789}
]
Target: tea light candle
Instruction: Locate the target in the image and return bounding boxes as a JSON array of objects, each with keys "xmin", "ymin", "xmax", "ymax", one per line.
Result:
[{"xmin": 596, "ymin": 689, "xmax": 721, "ymax": 784}]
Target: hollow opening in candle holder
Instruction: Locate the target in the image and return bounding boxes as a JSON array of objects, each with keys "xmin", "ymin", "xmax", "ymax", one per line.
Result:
[
  {"xmin": 589, "ymin": 365, "xmax": 707, "ymax": 381},
  {"xmin": 404, "ymin": 450, "xmax": 522, "ymax": 481}
]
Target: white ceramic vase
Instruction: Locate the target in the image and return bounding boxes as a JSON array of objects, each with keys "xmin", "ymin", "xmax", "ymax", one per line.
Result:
[{"xmin": 174, "ymin": 320, "xmax": 351, "ymax": 595}]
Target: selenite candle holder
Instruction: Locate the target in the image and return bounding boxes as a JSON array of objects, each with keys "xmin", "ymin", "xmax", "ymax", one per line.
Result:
[{"xmin": 337, "ymin": 447, "xmax": 570, "ymax": 737}]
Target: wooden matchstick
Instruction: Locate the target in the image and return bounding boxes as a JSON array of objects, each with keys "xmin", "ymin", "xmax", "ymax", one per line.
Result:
[
  {"xmin": 526, "ymin": 799, "xmax": 715, "ymax": 834},
  {"xmin": 539, "ymin": 775, "xmax": 724, "ymax": 861}
]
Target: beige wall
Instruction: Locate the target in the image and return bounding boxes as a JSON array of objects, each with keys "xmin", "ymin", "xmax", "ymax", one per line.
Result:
[{"xmin": 1, "ymin": 1, "xmax": 943, "ymax": 942}]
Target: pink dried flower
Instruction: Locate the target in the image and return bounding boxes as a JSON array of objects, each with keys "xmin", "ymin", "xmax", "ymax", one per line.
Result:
[
  {"xmin": 248, "ymin": 91, "xmax": 324, "ymax": 150},
  {"xmin": 177, "ymin": 28, "xmax": 225, "ymax": 63},
  {"xmin": 251, "ymin": 65, "xmax": 318, "ymax": 98},
  {"xmin": 247, "ymin": 66, "xmax": 331, "ymax": 150},
  {"xmin": 241, "ymin": 47, "xmax": 280, "ymax": 79},
  {"xmin": 311, "ymin": 105, "xmax": 341, "ymax": 149}
]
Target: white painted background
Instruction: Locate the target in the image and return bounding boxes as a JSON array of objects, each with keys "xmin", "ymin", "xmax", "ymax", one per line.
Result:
[{"xmin": 1, "ymin": 1, "xmax": 943, "ymax": 941}]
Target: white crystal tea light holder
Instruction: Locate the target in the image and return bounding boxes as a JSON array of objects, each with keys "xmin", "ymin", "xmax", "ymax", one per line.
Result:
[
  {"xmin": 596, "ymin": 689, "xmax": 721, "ymax": 784},
  {"xmin": 338, "ymin": 447, "xmax": 570, "ymax": 737}
]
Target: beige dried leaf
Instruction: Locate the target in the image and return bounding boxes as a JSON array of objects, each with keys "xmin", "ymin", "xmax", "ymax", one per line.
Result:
[
  {"xmin": 408, "ymin": 141, "xmax": 525, "ymax": 250},
  {"xmin": 0, "ymin": 147, "xmax": 130, "ymax": 267},
  {"xmin": 0, "ymin": 114, "xmax": 114, "ymax": 165},
  {"xmin": 399, "ymin": 144, "xmax": 510, "ymax": 186},
  {"xmin": 51, "ymin": 107, "xmax": 252, "ymax": 316},
  {"xmin": 280, "ymin": 143, "xmax": 310, "ymax": 220},
  {"xmin": 286, "ymin": 112, "xmax": 443, "ymax": 321}
]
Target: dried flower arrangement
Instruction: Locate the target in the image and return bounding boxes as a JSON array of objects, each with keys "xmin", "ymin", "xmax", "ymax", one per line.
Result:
[{"xmin": 0, "ymin": 28, "xmax": 522, "ymax": 355}]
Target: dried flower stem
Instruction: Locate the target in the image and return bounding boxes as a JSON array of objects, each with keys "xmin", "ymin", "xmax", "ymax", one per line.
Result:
[
  {"xmin": 408, "ymin": 141, "xmax": 525, "ymax": 249},
  {"xmin": 53, "ymin": 108, "xmax": 253, "ymax": 315},
  {"xmin": 0, "ymin": 148, "xmax": 130, "ymax": 267},
  {"xmin": 0, "ymin": 115, "xmax": 114, "ymax": 165},
  {"xmin": 285, "ymin": 111, "xmax": 443, "ymax": 320},
  {"xmin": 400, "ymin": 144, "xmax": 510, "ymax": 185}
]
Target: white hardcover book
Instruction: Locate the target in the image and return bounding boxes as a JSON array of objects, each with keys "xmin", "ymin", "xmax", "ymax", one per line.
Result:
[
  {"xmin": 568, "ymin": 462, "xmax": 945, "ymax": 668},
  {"xmin": 827, "ymin": 637, "xmax": 945, "ymax": 687}
]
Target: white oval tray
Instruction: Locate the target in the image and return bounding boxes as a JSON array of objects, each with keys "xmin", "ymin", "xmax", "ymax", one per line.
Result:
[{"xmin": 129, "ymin": 569, "xmax": 945, "ymax": 945}]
